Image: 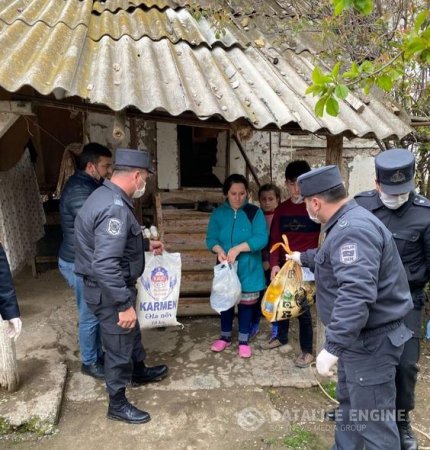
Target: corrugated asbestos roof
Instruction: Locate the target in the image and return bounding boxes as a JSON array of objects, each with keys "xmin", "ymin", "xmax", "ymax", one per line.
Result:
[{"xmin": 0, "ymin": 0, "xmax": 412, "ymax": 139}]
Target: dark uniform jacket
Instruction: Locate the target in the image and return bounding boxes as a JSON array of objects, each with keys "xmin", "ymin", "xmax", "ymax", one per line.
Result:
[
  {"xmin": 355, "ymin": 190, "xmax": 430, "ymax": 308},
  {"xmin": 74, "ymin": 180, "xmax": 149, "ymax": 312},
  {"xmin": 301, "ymin": 199, "xmax": 413, "ymax": 356},
  {"xmin": 0, "ymin": 244, "xmax": 20, "ymax": 320},
  {"xmin": 59, "ymin": 171, "xmax": 101, "ymax": 263}
]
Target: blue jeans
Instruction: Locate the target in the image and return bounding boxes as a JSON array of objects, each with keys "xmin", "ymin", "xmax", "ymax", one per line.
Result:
[
  {"xmin": 58, "ymin": 259, "xmax": 103, "ymax": 365},
  {"xmin": 220, "ymin": 303, "xmax": 254, "ymax": 343}
]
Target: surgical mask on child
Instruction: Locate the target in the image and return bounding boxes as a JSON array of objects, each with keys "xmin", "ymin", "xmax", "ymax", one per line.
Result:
[{"xmin": 379, "ymin": 191, "xmax": 409, "ymax": 210}]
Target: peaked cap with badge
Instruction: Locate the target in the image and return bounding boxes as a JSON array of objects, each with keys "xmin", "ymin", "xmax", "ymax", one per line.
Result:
[
  {"xmin": 297, "ymin": 165, "xmax": 343, "ymax": 197},
  {"xmin": 375, "ymin": 148, "xmax": 415, "ymax": 195},
  {"xmin": 115, "ymin": 148, "xmax": 154, "ymax": 173}
]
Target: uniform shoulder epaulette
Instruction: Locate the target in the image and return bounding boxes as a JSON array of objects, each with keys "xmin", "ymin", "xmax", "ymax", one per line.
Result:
[
  {"xmin": 413, "ymin": 195, "xmax": 430, "ymax": 208},
  {"xmin": 113, "ymin": 194, "xmax": 124, "ymax": 206},
  {"xmin": 354, "ymin": 190, "xmax": 377, "ymax": 198}
]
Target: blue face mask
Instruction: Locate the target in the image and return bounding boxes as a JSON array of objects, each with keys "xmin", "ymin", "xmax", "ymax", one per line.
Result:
[{"xmin": 379, "ymin": 191, "xmax": 409, "ymax": 210}]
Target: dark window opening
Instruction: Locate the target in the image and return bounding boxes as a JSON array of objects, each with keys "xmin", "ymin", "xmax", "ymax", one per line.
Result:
[{"xmin": 178, "ymin": 125, "xmax": 222, "ymax": 188}]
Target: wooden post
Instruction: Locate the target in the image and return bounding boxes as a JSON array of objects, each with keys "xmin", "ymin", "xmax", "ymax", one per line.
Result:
[
  {"xmin": 314, "ymin": 134, "xmax": 345, "ymax": 354},
  {"xmin": 326, "ymin": 134, "xmax": 346, "ymax": 177},
  {"xmin": 0, "ymin": 320, "xmax": 19, "ymax": 392}
]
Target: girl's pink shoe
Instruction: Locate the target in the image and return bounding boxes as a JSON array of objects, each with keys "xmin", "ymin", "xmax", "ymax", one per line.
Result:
[
  {"xmin": 211, "ymin": 339, "xmax": 231, "ymax": 352},
  {"xmin": 238, "ymin": 344, "xmax": 252, "ymax": 358}
]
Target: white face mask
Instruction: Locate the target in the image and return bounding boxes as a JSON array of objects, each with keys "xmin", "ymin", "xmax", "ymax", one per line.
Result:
[
  {"xmin": 379, "ymin": 191, "xmax": 409, "ymax": 210},
  {"xmin": 306, "ymin": 205, "xmax": 321, "ymax": 224},
  {"xmin": 132, "ymin": 175, "xmax": 146, "ymax": 199}
]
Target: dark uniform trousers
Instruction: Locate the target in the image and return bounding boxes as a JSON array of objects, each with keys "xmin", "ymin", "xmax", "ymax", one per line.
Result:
[
  {"xmin": 395, "ymin": 290, "xmax": 424, "ymax": 413},
  {"xmin": 84, "ymin": 283, "xmax": 146, "ymax": 397},
  {"xmin": 333, "ymin": 322, "xmax": 412, "ymax": 450}
]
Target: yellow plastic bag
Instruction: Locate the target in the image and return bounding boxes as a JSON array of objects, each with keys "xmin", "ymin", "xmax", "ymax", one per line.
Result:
[{"xmin": 261, "ymin": 235, "xmax": 315, "ymax": 322}]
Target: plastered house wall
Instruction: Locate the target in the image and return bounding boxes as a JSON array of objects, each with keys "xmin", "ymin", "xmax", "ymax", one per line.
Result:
[{"xmin": 85, "ymin": 114, "xmax": 378, "ymax": 199}]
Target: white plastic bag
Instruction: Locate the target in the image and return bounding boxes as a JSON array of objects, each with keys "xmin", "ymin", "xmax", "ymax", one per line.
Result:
[
  {"xmin": 136, "ymin": 252, "xmax": 182, "ymax": 329},
  {"xmin": 210, "ymin": 261, "xmax": 241, "ymax": 314}
]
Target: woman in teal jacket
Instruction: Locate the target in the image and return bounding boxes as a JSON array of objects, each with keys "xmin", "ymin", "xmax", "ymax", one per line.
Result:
[{"xmin": 206, "ymin": 174, "xmax": 268, "ymax": 358}]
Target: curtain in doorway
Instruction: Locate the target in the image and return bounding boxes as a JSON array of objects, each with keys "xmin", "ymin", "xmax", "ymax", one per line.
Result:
[{"xmin": 0, "ymin": 149, "xmax": 46, "ymax": 274}]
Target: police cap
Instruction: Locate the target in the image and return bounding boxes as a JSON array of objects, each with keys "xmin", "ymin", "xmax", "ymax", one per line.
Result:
[
  {"xmin": 114, "ymin": 148, "xmax": 154, "ymax": 173},
  {"xmin": 297, "ymin": 165, "xmax": 343, "ymax": 197},
  {"xmin": 375, "ymin": 149, "xmax": 415, "ymax": 195}
]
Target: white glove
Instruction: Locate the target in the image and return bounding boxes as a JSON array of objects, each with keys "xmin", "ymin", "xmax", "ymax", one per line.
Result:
[
  {"xmin": 286, "ymin": 251, "xmax": 302, "ymax": 265},
  {"xmin": 316, "ymin": 349, "xmax": 338, "ymax": 377},
  {"xmin": 7, "ymin": 318, "xmax": 22, "ymax": 341}
]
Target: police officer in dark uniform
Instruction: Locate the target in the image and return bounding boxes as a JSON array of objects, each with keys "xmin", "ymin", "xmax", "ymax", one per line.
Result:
[
  {"xmin": 292, "ymin": 165, "xmax": 413, "ymax": 450},
  {"xmin": 355, "ymin": 149, "xmax": 430, "ymax": 450},
  {"xmin": 74, "ymin": 148, "xmax": 168, "ymax": 424}
]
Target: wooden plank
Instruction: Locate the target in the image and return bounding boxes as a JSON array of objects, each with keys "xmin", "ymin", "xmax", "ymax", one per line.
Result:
[
  {"xmin": 163, "ymin": 218, "xmax": 209, "ymax": 234},
  {"xmin": 160, "ymin": 189, "xmax": 224, "ymax": 205},
  {"xmin": 178, "ymin": 304, "xmax": 214, "ymax": 316},
  {"xmin": 154, "ymin": 193, "xmax": 164, "ymax": 239},
  {"xmin": 180, "ymin": 279, "xmax": 212, "ymax": 295},
  {"xmin": 182, "ymin": 271, "xmax": 213, "ymax": 282},
  {"xmin": 180, "ymin": 250, "xmax": 214, "ymax": 271},
  {"xmin": 178, "ymin": 298, "xmax": 214, "ymax": 317},
  {"xmin": 0, "ymin": 101, "xmax": 34, "ymax": 115},
  {"xmin": 162, "ymin": 209, "xmax": 212, "ymax": 219},
  {"xmin": 164, "ymin": 232, "xmax": 207, "ymax": 251}
]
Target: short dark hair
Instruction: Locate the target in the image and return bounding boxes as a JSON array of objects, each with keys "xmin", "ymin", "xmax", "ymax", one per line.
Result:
[
  {"xmin": 78, "ymin": 143, "xmax": 112, "ymax": 171},
  {"xmin": 258, "ymin": 183, "xmax": 281, "ymax": 201},
  {"xmin": 314, "ymin": 184, "xmax": 347, "ymax": 203},
  {"xmin": 285, "ymin": 160, "xmax": 311, "ymax": 181},
  {"xmin": 222, "ymin": 174, "xmax": 248, "ymax": 196}
]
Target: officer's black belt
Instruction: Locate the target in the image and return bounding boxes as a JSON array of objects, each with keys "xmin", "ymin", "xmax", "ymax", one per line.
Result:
[{"xmin": 360, "ymin": 319, "xmax": 402, "ymax": 339}]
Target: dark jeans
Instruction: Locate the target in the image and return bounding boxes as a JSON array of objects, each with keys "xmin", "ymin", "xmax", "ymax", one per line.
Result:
[
  {"xmin": 251, "ymin": 292, "xmax": 264, "ymax": 328},
  {"xmin": 395, "ymin": 306, "xmax": 422, "ymax": 413},
  {"xmin": 220, "ymin": 303, "xmax": 254, "ymax": 343},
  {"xmin": 333, "ymin": 323, "xmax": 410, "ymax": 450},
  {"xmin": 277, "ymin": 306, "xmax": 313, "ymax": 353}
]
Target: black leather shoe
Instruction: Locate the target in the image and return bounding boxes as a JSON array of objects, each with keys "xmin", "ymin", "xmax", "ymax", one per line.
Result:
[
  {"xmin": 397, "ymin": 420, "xmax": 418, "ymax": 450},
  {"xmin": 324, "ymin": 408, "xmax": 337, "ymax": 422},
  {"xmin": 108, "ymin": 401, "xmax": 151, "ymax": 424},
  {"xmin": 81, "ymin": 362, "xmax": 104, "ymax": 379},
  {"xmin": 132, "ymin": 364, "xmax": 168, "ymax": 386}
]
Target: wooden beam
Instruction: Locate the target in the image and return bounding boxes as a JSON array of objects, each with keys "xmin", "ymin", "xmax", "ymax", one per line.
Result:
[
  {"xmin": 0, "ymin": 101, "xmax": 34, "ymax": 115},
  {"xmin": 232, "ymin": 134, "xmax": 261, "ymax": 187},
  {"xmin": 8, "ymin": 93, "xmax": 324, "ymax": 135},
  {"xmin": 326, "ymin": 134, "xmax": 344, "ymax": 167}
]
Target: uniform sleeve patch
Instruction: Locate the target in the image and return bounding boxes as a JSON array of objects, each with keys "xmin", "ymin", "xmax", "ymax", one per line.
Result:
[
  {"xmin": 107, "ymin": 218, "xmax": 122, "ymax": 236},
  {"xmin": 340, "ymin": 243, "xmax": 358, "ymax": 264}
]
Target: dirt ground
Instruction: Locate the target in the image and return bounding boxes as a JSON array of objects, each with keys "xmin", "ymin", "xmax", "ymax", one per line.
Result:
[{"xmin": 1, "ymin": 268, "xmax": 430, "ymax": 450}]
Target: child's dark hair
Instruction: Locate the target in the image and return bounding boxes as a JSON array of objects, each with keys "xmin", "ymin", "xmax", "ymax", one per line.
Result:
[
  {"xmin": 258, "ymin": 183, "xmax": 281, "ymax": 201},
  {"xmin": 284, "ymin": 160, "xmax": 311, "ymax": 181},
  {"xmin": 222, "ymin": 174, "xmax": 248, "ymax": 196}
]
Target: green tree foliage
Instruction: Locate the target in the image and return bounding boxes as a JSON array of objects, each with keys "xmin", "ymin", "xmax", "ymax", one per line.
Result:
[{"xmin": 304, "ymin": 2, "xmax": 430, "ymax": 117}]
